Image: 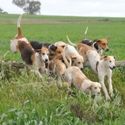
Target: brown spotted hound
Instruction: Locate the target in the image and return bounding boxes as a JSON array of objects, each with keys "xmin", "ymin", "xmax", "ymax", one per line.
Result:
[{"xmin": 10, "ymin": 14, "xmax": 49, "ymax": 78}]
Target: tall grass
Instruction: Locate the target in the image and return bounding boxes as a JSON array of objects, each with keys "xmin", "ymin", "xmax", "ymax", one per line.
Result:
[{"xmin": 0, "ymin": 14, "xmax": 125, "ymax": 124}]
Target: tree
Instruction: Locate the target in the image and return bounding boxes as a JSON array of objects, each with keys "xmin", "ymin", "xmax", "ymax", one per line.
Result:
[
  {"xmin": 12, "ymin": 0, "xmax": 28, "ymax": 7},
  {"xmin": 0, "ymin": 8, "xmax": 8, "ymax": 14},
  {"xmin": 12, "ymin": 0, "xmax": 41, "ymax": 14},
  {"xmin": 24, "ymin": 1, "xmax": 41, "ymax": 14},
  {"xmin": 0, "ymin": 8, "xmax": 3, "ymax": 13}
]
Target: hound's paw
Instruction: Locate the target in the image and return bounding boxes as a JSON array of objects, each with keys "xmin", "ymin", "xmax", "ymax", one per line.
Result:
[
  {"xmin": 105, "ymin": 95, "xmax": 111, "ymax": 101},
  {"xmin": 109, "ymin": 92, "xmax": 114, "ymax": 98}
]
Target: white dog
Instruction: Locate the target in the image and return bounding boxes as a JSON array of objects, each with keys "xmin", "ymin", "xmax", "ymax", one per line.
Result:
[
  {"xmin": 96, "ymin": 56, "xmax": 116, "ymax": 100},
  {"xmin": 63, "ymin": 44, "xmax": 84, "ymax": 69},
  {"xmin": 87, "ymin": 50, "xmax": 116, "ymax": 100},
  {"xmin": 63, "ymin": 66, "xmax": 101, "ymax": 96}
]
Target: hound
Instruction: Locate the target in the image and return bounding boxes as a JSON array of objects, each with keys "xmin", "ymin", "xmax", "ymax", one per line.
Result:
[
  {"xmin": 63, "ymin": 66, "xmax": 101, "ymax": 96},
  {"xmin": 81, "ymin": 38, "xmax": 109, "ymax": 55},
  {"xmin": 48, "ymin": 44, "xmax": 64, "ymax": 60},
  {"xmin": 10, "ymin": 14, "xmax": 29, "ymax": 53},
  {"xmin": 67, "ymin": 35, "xmax": 109, "ymax": 55},
  {"xmin": 95, "ymin": 56, "xmax": 116, "ymax": 100},
  {"xmin": 10, "ymin": 14, "xmax": 49, "ymax": 78},
  {"xmin": 30, "ymin": 40, "xmax": 51, "ymax": 51},
  {"xmin": 49, "ymin": 55, "xmax": 66, "ymax": 77},
  {"xmin": 54, "ymin": 41, "xmax": 66, "ymax": 48},
  {"xmin": 64, "ymin": 44, "xmax": 84, "ymax": 69}
]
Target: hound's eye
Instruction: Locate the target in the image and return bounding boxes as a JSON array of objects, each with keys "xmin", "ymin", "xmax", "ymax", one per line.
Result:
[
  {"xmin": 102, "ymin": 43, "xmax": 106, "ymax": 45},
  {"xmin": 58, "ymin": 51, "xmax": 61, "ymax": 54},
  {"xmin": 109, "ymin": 60, "xmax": 112, "ymax": 63},
  {"xmin": 42, "ymin": 53, "xmax": 45, "ymax": 55},
  {"xmin": 78, "ymin": 62, "xmax": 81, "ymax": 64},
  {"xmin": 94, "ymin": 87, "xmax": 97, "ymax": 89}
]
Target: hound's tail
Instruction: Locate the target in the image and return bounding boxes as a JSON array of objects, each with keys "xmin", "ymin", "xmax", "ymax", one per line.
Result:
[
  {"xmin": 62, "ymin": 48, "xmax": 70, "ymax": 68},
  {"xmin": 66, "ymin": 35, "xmax": 76, "ymax": 46},
  {"xmin": 62, "ymin": 45, "xmax": 70, "ymax": 67},
  {"xmin": 16, "ymin": 14, "xmax": 23, "ymax": 38},
  {"xmin": 84, "ymin": 26, "xmax": 88, "ymax": 39}
]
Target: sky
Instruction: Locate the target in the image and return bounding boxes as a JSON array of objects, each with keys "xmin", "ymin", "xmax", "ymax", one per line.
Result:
[{"xmin": 0, "ymin": 0, "xmax": 125, "ymax": 17}]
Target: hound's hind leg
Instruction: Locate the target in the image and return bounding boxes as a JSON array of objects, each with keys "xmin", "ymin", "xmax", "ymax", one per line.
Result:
[
  {"xmin": 107, "ymin": 72, "xmax": 113, "ymax": 97},
  {"xmin": 99, "ymin": 76, "xmax": 110, "ymax": 100}
]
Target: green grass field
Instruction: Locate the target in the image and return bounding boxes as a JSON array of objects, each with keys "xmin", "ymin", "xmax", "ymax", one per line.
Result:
[{"xmin": 0, "ymin": 14, "xmax": 125, "ymax": 125}]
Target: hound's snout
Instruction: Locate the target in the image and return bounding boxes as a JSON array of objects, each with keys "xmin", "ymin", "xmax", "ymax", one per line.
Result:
[
  {"xmin": 106, "ymin": 48, "xmax": 109, "ymax": 51},
  {"xmin": 110, "ymin": 66, "xmax": 116, "ymax": 70},
  {"xmin": 45, "ymin": 59, "xmax": 48, "ymax": 62}
]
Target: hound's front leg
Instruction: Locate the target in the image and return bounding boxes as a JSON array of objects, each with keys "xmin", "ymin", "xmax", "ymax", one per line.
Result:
[
  {"xmin": 99, "ymin": 76, "xmax": 110, "ymax": 100},
  {"xmin": 31, "ymin": 69, "xmax": 43, "ymax": 79},
  {"xmin": 31, "ymin": 65, "xmax": 43, "ymax": 79},
  {"xmin": 68, "ymin": 58, "xmax": 72, "ymax": 66},
  {"xmin": 108, "ymin": 72, "xmax": 113, "ymax": 97},
  {"xmin": 62, "ymin": 54, "xmax": 70, "ymax": 67}
]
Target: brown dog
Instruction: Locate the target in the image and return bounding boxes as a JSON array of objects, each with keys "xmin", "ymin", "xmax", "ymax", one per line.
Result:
[
  {"xmin": 49, "ymin": 55, "xmax": 66, "ymax": 76},
  {"xmin": 10, "ymin": 15, "xmax": 49, "ymax": 78},
  {"xmin": 81, "ymin": 38, "xmax": 109, "ymax": 55},
  {"xmin": 64, "ymin": 66, "xmax": 101, "ymax": 96}
]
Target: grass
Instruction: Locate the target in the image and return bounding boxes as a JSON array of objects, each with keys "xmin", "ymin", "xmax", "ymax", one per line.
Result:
[{"xmin": 0, "ymin": 14, "xmax": 125, "ymax": 125}]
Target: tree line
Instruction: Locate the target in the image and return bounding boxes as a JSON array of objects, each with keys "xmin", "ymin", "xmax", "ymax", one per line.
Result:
[{"xmin": 0, "ymin": 0, "xmax": 41, "ymax": 15}]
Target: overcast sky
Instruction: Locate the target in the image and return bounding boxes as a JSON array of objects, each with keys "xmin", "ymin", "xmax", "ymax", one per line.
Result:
[{"xmin": 0, "ymin": 0, "xmax": 125, "ymax": 17}]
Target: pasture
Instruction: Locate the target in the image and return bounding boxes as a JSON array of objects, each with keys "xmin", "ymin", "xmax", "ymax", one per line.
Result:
[{"xmin": 0, "ymin": 14, "xmax": 125, "ymax": 125}]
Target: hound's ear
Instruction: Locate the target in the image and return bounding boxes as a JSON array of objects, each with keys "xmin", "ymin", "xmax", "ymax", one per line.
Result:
[
  {"xmin": 72, "ymin": 56, "xmax": 77, "ymax": 60},
  {"xmin": 88, "ymin": 84, "xmax": 93, "ymax": 90},
  {"xmin": 35, "ymin": 49, "xmax": 41, "ymax": 52},
  {"xmin": 96, "ymin": 40, "xmax": 101, "ymax": 43},
  {"xmin": 104, "ymin": 55, "xmax": 108, "ymax": 58},
  {"xmin": 61, "ymin": 45, "xmax": 65, "ymax": 48},
  {"xmin": 49, "ymin": 45, "xmax": 57, "ymax": 51},
  {"xmin": 103, "ymin": 55, "xmax": 108, "ymax": 58},
  {"xmin": 103, "ymin": 55, "xmax": 108, "ymax": 60},
  {"xmin": 101, "ymin": 55, "xmax": 107, "ymax": 59},
  {"xmin": 85, "ymin": 84, "xmax": 93, "ymax": 93}
]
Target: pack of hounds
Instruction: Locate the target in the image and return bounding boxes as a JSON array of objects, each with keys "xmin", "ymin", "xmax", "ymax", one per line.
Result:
[{"xmin": 10, "ymin": 15, "xmax": 116, "ymax": 100}]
